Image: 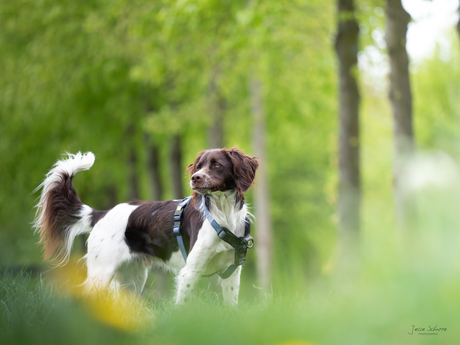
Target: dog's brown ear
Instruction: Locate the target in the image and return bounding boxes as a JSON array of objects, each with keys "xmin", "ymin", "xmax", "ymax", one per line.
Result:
[{"xmin": 225, "ymin": 147, "xmax": 259, "ymax": 193}]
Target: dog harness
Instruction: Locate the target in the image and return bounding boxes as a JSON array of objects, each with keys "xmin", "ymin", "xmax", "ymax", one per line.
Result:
[{"xmin": 172, "ymin": 194, "xmax": 254, "ymax": 279}]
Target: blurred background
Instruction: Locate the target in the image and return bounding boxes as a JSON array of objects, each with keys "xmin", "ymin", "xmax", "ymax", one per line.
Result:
[{"xmin": 1, "ymin": 0, "xmax": 460, "ymax": 337}]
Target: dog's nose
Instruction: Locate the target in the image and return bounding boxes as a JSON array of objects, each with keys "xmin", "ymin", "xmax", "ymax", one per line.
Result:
[{"xmin": 191, "ymin": 173, "xmax": 203, "ymax": 184}]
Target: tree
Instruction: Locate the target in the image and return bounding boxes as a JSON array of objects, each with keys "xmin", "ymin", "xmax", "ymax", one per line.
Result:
[
  {"xmin": 207, "ymin": 67, "xmax": 226, "ymax": 149},
  {"xmin": 251, "ymin": 75, "xmax": 273, "ymax": 291},
  {"xmin": 385, "ymin": 0, "xmax": 414, "ymax": 230},
  {"xmin": 335, "ymin": 0, "xmax": 361, "ymax": 258},
  {"xmin": 457, "ymin": 1, "xmax": 460, "ymax": 44},
  {"xmin": 146, "ymin": 134, "xmax": 164, "ymax": 201}
]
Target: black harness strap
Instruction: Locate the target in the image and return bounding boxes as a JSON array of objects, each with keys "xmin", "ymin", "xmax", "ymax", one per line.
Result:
[{"xmin": 173, "ymin": 196, "xmax": 192, "ymax": 262}]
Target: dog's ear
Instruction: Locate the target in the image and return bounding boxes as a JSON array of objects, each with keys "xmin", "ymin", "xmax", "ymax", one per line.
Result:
[
  {"xmin": 226, "ymin": 148, "xmax": 259, "ymax": 194},
  {"xmin": 186, "ymin": 151, "xmax": 205, "ymax": 176}
]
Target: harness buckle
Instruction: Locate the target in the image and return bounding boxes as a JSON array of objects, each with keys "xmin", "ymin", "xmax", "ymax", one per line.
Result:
[
  {"xmin": 217, "ymin": 228, "xmax": 228, "ymax": 239},
  {"xmin": 173, "ymin": 226, "xmax": 181, "ymax": 235}
]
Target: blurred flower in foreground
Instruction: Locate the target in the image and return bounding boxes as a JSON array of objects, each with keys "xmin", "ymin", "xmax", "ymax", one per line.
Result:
[
  {"xmin": 51, "ymin": 260, "xmax": 150, "ymax": 332},
  {"xmin": 86, "ymin": 292, "xmax": 148, "ymax": 331}
]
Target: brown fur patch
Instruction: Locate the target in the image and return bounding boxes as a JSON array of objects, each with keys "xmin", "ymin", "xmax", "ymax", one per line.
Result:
[{"xmin": 36, "ymin": 173, "xmax": 83, "ymax": 262}]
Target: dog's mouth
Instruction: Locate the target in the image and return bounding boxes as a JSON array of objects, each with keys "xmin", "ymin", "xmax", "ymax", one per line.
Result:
[
  {"xmin": 191, "ymin": 186, "xmax": 212, "ymax": 194},
  {"xmin": 191, "ymin": 185, "xmax": 224, "ymax": 194}
]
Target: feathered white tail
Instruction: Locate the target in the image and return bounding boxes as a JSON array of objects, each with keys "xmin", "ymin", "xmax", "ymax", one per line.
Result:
[{"xmin": 34, "ymin": 152, "xmax": 96, "ymax": 266}]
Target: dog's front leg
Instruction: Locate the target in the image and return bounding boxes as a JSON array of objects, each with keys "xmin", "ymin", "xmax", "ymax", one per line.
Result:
[
  {"xmin": 220, "ymin": 265, "xmax": 242, "ymax": 306},
  {"xmin": 175, "ymin": 243, "xmax": 214, "ymax": 305}
]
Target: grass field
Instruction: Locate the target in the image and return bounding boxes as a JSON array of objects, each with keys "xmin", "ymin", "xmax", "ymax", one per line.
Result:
[
  {"xmin": 1, "ymin": 232, "xmax": 458, "ymax": 345},
  {"xmin": 3, "ymin": 175, "xmax": 460, "ymax": 345}
]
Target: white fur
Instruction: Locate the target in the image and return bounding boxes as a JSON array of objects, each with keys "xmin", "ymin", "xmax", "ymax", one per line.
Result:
[
  {"xmin": 83, "ymin": 203, "xmax": 142, "ymax": 294},
  {"xmin": 58, "ymin": 205, "xmax": 93, "ymax": 266},
  {"xmin": 34, "ymin": 152, "xmax": 95, "ymax": 196}
]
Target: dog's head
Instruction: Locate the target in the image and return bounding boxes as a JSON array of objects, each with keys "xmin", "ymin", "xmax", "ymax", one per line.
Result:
[{"xmin": 187, "ymin": 147, "xmax": 259, "ymax": 198}]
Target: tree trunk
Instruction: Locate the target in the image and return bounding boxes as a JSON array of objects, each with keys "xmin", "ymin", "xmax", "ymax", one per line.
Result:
[
  {"xmin": 385, "ymin": 0, "xmax": 414, "ymax": 230},
  {"xmin": 208, "ymin": 68, "xmax": 225, "ymax": 149},
  {"xmin": 145, "ymin": 134, "xmax": 163, "ymax": 201},
  {"xmin": 335, "ymin": 0, "xmax": 361, "ymax": 258},
  {"xmin": 457, "ymin": 2, "xmax": 460, "ymax": 44},
  {"xmin": 170, "ymin": 135, "xmax": 184, "ymax": 199},
  {"xmin": 250, "ymin": 76, "xmax": 273, "ymax": 292},
  {"xmin": 105, "ymin": 184, "xmax": 118, "ymax": 207},
  {"xmin": 127, "ymin": 146, "xmax": 140, "ymax": 201}
]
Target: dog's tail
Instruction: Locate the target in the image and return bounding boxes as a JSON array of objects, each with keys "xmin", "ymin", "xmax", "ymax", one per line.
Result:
[{"xmin": 34, "ymin": 152, "xmax": 96, "ymax": 266}]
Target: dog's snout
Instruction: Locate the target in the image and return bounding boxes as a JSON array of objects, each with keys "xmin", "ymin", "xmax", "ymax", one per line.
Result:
[{"xmin": 191, "ymin": 173, "xmax": 204, "ymax": 184}]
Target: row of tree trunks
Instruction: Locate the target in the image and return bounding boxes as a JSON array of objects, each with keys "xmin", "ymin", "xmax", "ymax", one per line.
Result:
[{"xmin": 334, "ymin": 0, "xmax": 414, "ymax": 262}]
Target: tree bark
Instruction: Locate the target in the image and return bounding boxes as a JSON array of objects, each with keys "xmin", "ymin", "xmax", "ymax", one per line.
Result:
[
  {"xmin": 335, "ymin": 0, "xmax": 361, "ymax": 257},
  {"xmin": 208, "ymin": 68, "xmax": 225, "ymax": 149},
  {"xmin": 145, "ymin": 134, "xmax": 163, "ymax": 201},
  {"xmin": 385, "ymin": 0, "xmax": 414, "ymax": 230},
  {"xmin": 127, "ymin": 146, "xmax": 140, "ymax": 201},
  {"xmin": 457, "ymin": 2, "xmax": 460, "ymax": 44},
  {"xmin": 170, "ymin": 135, "xmax": 184, "ymax": 199},
  {"xmin": 250, "ymin": 76, "xmax": 273, "ymax": 292}
]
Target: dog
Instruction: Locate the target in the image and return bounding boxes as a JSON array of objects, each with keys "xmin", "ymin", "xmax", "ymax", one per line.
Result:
[{"xmin": 34, "ymin": 147, "xmax": 259, "ymax": 305}]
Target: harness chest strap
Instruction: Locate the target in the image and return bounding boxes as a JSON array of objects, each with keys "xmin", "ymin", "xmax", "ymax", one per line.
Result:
[
  {"xmin": 172, "ymin": 196, "xmax": 192, "ymax": 262},
  {"xmin": 171, "ymin": 195, "xmax": 254, "ymax": 279}
]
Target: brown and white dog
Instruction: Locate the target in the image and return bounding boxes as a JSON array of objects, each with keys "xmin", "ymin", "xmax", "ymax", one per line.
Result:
[{"xmin": 34, "ymin": 148, "xmax": 259, "ymax": 305}]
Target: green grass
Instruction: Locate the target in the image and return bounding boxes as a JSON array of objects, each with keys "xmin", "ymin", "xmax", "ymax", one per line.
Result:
[
  {"xmin": 1, "ymin": 245, "xmax": 458, "ymax": 345},
  {"xmin": 3, "ymin": 183, "xmax": 460, "ymax": 345}
]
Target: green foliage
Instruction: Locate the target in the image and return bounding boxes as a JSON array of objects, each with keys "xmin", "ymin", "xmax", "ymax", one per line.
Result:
[
  {"xmin": 0, "ymin": 0, "xmax": 337, "ymax": 277},
  {"xmin": 413, "ymin": 32, "xmax": 460, "ymax": 156}
]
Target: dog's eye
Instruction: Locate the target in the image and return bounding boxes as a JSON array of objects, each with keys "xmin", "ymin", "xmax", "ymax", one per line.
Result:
[{"xmin": 213, "ymin": 163, "xmax": 220, "ymax": 168}]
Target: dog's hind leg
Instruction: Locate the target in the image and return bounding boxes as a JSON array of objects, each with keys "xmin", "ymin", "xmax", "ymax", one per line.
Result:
[
  {"xmin": 83, "ymin": 256, "xmax": 119, "ymax": 296},
  {"xmin": 82, "ymin": 203, "xmax": 138, "ymax": 296},
  {"xmin": 111, "ymin": 257, "xmax": 151, "ymax": 294}
]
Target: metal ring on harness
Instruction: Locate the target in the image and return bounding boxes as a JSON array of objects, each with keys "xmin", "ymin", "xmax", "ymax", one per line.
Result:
[{"xmin": 245, "ymin": 237, "xmax": 254, "ymax": 249}]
